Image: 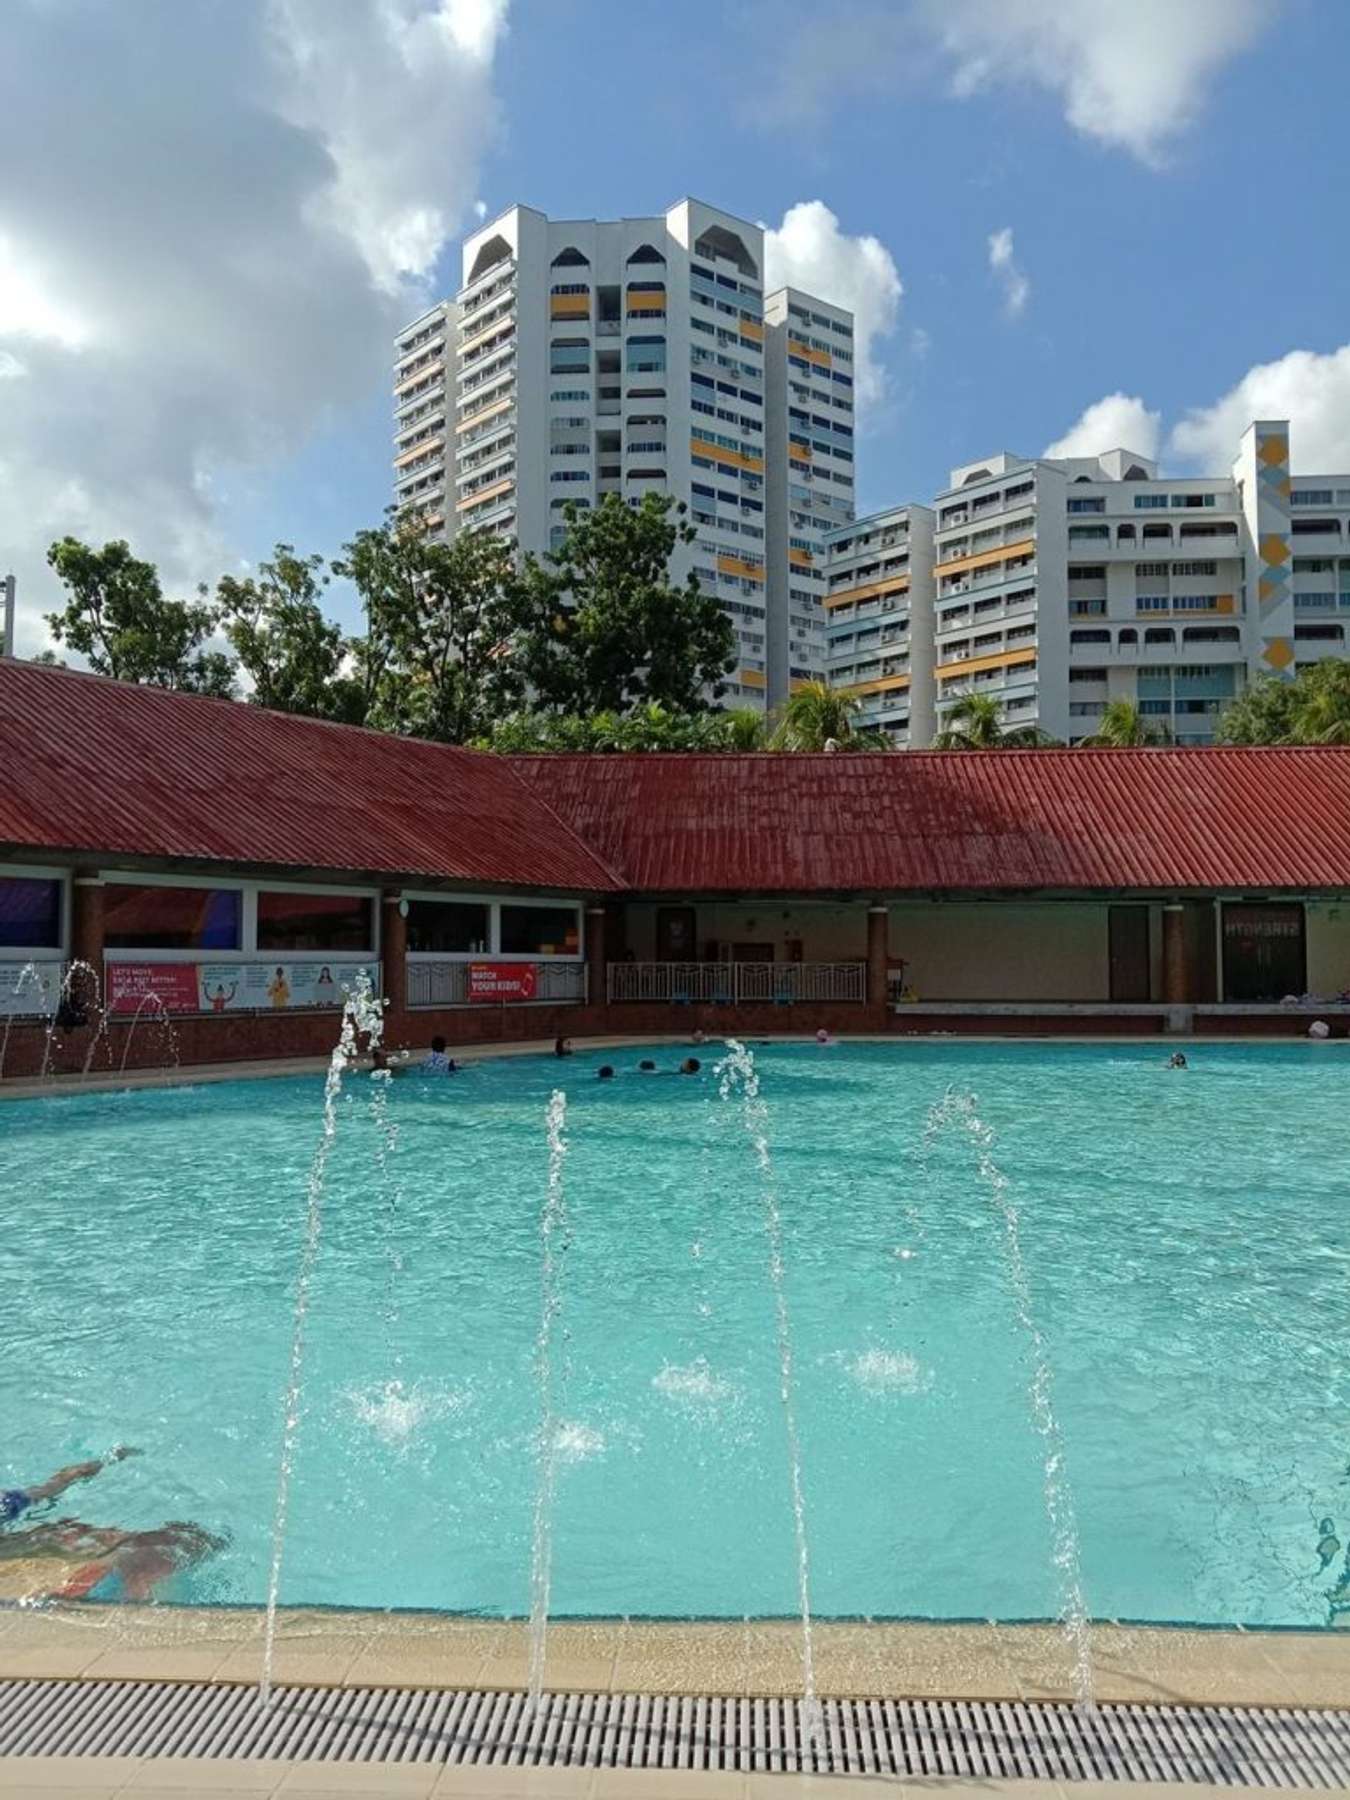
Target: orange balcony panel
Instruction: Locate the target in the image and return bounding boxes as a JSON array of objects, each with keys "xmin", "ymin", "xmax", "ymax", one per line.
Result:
[
  {"xmin": 1215, "ymin": 594, "xmax": 1235, "ymax": 614},
  {"xmin": 824, "ymin": 575, "xmax": 909, "ymax": 610},
  {"xmin": 394, "ymin": 438, "xmax": 443, "ymax": 469},
  {"xmin": 843, "ymin": 674, "xmax": 910, "ymax": 697},
  {"xmin": 549, "ymin": 295, "xmax": 590, "ymax": 318},
  {"xmin": 395, "ymin": 361, "xmax": 442, "ymax": 396},
  {"xmin": 717, "ymin": 554, "xmax": 765, "ymax": 583},
  {"xmin": 739, "ymin": 319, "xmax": 764, "ymax": 343},
  {"xmin": 456, "ymin": 476, "xmax": 515, "ymax": 514},
  {"xmin": 788, "ymin": 339, "xmax": 831, "ymax": 369},
  {"xmin": 933, "ymin": 537, "xmax": 1036, "ymax": 579},
  {"xmin": 935, "ymin": 647, "xmax": 1037, "ymax": 680},
  {"xmin": 626, "ymin": 303, "xmax": 666, "ymax": 316},
  {"xmin": 461, "ymin": 318, "xmax": 514, "ymax": 357},
  {"xmin": 456, "ymin": 396, "xmax": 512, "ymax": 435},
  {"xmin": 690, "ymin": 439, "xmax": 764, "ymax": 475},
  {"xmin": 737, "ymin": 668, "xmax": 766, "ymax": 689},
  {"xmin": 789, "ymin": 549, "xmax": 814, "ymax": 568}
]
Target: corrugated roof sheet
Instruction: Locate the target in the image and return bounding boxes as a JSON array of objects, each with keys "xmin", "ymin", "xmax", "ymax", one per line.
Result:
[
  {"xmin": 510, "ymin": 748, "xmax": 1350, "ymax": 894},
  {"xmin": 0, "ymin": 661, "xmax": 620, "ymax": 891},
  {"xmin": 5, "ymin": 662, "xmax": 1350, "ymax": 896}
]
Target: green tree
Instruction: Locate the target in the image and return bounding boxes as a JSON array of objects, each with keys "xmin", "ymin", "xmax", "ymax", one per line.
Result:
[
  {"xmin": 516, "ymin": 494, "xmax": 736, "ymax": 714},
  {"xmin": 1215, "ymin": 674, "xmax": 1299, "ymax": 745},
  {"xmin": 1079, "ymin": 698, "xmax": 1169, "ymax": 747},
  {"xmin": 391, "ymin": 529, "xmax": 527, "ymax": 743},
  {"xmin": 769, "ymin": 680, "xmax": 882, "ymax": 751},
  {"xmin": 216, "ymin": 545, "xmax": 351, "ymax": 719},
  {"xmin": 934, "ymin": 691, "xmax": 1057, "ymax": 748},
  {"xmin": 45, "ymin": 537, "xmax": 235, "ymax": 695},
  {"xmin": 477, "ymin": 703, "xmax": 767, "ymax": 753},
  {"xmin": 1290, "ymin": 659, "xmax": 1350, "ymax": 744},
  {"xmin": 330, "ymin": 511, "xmax": 427, "ymax": 730}
]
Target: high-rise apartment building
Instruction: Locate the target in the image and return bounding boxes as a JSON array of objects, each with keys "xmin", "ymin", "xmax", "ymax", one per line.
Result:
[
  {"xmin": 764, "ymin": 288, "xmax": 856, "ymax": 696},
  {"xmin": 822, "ymin": 505, "xmax": 936, "ymax": 745},
  {"xmin": 394, "ymin": 200, "xmax": 854, "ymax": 709},
  {"xmin": 826, "ymin": 419, "xmax": 1350, "ymax": 746}
]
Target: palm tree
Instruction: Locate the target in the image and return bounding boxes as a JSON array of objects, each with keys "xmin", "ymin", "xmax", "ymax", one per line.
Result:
[
  {"xmin": 770, "ymin": 680, "xmax": 881, "ymax": 751},
  {"xmin": 1080, "ymin": 699, "xmax": 1169, "ymax": 748},
  {"xmin": 935, "ymin": 691, "xmax": 1058, "ymax": 749},
  {"xmin": 722, "ymin": 706, "xmax": 769, "ymax": 750}
]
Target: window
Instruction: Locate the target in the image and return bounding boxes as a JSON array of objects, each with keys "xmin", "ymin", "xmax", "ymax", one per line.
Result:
[
  {"xmin": 406, "ymin": 900, "xmax": 490, "ymax": 955},
  {"xmin": 1173, "ymin": 561, "xmax": 1217, "ymax": 577},
  {"xmin": 105, "ymin": 884, "xmax": 241, "ymax": 951},
  {"xmin": 1170, "ymin": 493, "xmax": 1216, "ymax": 508},
  {"xmin": 1134, "ymin": 494, "xmax": 1169, "ymax": 509},
  {"xmin": 551, "ymin": 246, "xmax": 589, "ymax": 267},
  {"xmin": 257, "ymin": 892, "xmax": 373, "ymax": 953},
  {"xmin": 1136, "ymin": 596, "xmax": 1170, "ymax": 612},
  {"xmin": 499, "ymin": 904, "xmax": 580, "ymax": 957},
  {"xmin": 1291, "ymin": 489, "xmax": 1333, "ymax": 506},
  {"xmin": 1067, "ymin": 497, "xmax": 1105, "ymax": 513},
  {"xmin": 1068, "ymin": 525, "xmax": 1109, "ymax": 541},
  {"xmin": 0, "ymin": 875, "xmax": 62, "ymax": 949}
]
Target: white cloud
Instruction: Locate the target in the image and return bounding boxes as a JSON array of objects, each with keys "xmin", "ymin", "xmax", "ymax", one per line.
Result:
[
  {"xmin": 1170, "ymin": 345, "xmax": 1350, "ymax": 473},
  {"xmin": 1045, "ymin": 393, "xmax": 1162, "ymax": 462},
  {"xmin": 910, "ymin": 326, "xmax": 932, "ymax": 360},
  {"xmin": 987, "ymin": 226, "xmax": 1029, "ymax": 317},
  {"xmin": 0, "ymin": 0, "xmax": 506, "ymax": 653},
  {"xmin": 752, "ymin": 0, "xmax": 1278, "ymax": 164},
  {"xmin": 764, "ymin": 200, "xmax": 903, "ymax": 415}
]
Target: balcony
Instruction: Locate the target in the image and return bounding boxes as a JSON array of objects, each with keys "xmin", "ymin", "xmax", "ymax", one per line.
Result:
[{"xmin": 607, "ymin": 962, "xmax": 866, "ymax": 1004}]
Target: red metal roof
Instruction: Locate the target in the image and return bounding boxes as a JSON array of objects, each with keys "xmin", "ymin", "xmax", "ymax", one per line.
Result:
[
  {"xmin": 0, "ymin": 661, "xmax": 620, "ymax": 892},
  {"xmin": 4, "ymin": 661, "xmax": 1350, "ymax": 896},
  {"xmin": 510, "ymin": 749, "xmax": 1350, "ymax": 894}
]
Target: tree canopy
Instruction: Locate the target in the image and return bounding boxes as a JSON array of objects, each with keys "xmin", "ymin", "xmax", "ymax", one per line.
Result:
[
  {"xmin": 768, "ymin": 680, "xmax": 884, "ymax": 751},
  {"xmin": 514, "ymin": 494, "xmax": 737, "ymax": 714},
  {"xmin": 933, "ymin": 692, "xmax": 1058, "ymax": 749},
  {"xmin": 1079, "ymin": 698, "xmax": 1169, "ymax": 748},
  {"xmin": 1217, "ymin": 663, "xmax": 1350, "ymax": 745},
  {"xmin": 216, "ymin": 545, "xmax": 356, "ymax": 721},
  {"xmin": 45, "ymin": 537, "xmax": 235, "ymax": 696}
]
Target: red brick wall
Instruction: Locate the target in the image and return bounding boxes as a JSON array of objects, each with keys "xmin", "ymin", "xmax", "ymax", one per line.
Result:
[{"xmin": 1, "ymin": 997, "xmax": 1332, "ymax": 1081}]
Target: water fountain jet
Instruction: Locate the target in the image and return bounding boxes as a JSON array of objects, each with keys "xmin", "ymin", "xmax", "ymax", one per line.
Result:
[
  {"xmin": 526, "ymin": 1089, "xmax": 569, "ymax": 1716},
  {"xmin": 260, "ymin": 975, "xmax": 384, "ymax": 1705},
  {"xmin": 717, "ymin": 1039, "xmax": 823, "ymax": 1754},
  {"xmin": 926, "ymin": 1086, "xmax": 1094, "ymax": 1710}
]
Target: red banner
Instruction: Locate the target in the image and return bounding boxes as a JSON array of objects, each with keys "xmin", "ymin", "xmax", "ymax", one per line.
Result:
[
  {"xmin": 106, "ymin": 962, "xmax": 202, "ymax": 1015},
  {"xmin": 467, "ymin": 961, "xmax": 537, "ymax": 1003}
]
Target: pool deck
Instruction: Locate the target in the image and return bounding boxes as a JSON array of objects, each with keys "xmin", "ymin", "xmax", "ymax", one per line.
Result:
[
  {"xmin": 1, "ymin": 1604, "xmax": 1347, "ymax": 1705},
  {"xmin": 1, "ymin": 1610, "xmax": 1348, "ymax": 1796}
]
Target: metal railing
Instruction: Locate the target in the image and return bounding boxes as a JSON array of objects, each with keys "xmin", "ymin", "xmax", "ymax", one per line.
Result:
[
  {"xmin": 607, "ymin": 961, "xmax": 867, "ymax": 1005},
  {"xmin": 406, "ymin": 960, "xmax": 585, "ymax": 1008}
]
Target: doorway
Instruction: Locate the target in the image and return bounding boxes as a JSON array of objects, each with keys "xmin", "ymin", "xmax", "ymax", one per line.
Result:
[
  {"xmin": 1221, "ymin": 903, "xmax": 1306, "ymax": 1001},
  {"xmin": 656, "ymin": 906, "xmax": 697, "ymax": 960},
  {"xmin": 1108, "ymin": 905, "xmax": 1150, "ymax": 1001}
]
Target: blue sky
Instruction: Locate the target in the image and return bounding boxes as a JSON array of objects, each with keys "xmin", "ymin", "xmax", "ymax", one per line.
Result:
[{"xmin": 3, "ymin": 0, "xmax": 1347, "ymax": 646}]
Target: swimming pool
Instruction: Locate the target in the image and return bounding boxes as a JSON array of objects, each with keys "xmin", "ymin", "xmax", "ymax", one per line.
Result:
[{"xmin": 4, "ymin": 1040, "xmax": 1349, "ymax": 1629}]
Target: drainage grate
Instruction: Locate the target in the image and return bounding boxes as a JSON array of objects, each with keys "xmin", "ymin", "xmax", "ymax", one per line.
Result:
[{"xmin": 1, "ymin": 1681, "xmax": 1349, "ymax": 1785}]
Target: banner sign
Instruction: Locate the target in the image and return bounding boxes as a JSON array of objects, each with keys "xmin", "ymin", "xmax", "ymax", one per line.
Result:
[
  {"xmin": 467, "ymin": 961, "xmax": 537, "ymax": 1003},
  {"xmin": 0, "ymin": 962, "xmax": 61, "ymax": 1018},
  {"xmin": 106, "ymin": 963, "xmax": 201, "ymax": 1015},
  {"xmin": 107, "ymin": 961, "xmax": 380, "ymax": 1015}
]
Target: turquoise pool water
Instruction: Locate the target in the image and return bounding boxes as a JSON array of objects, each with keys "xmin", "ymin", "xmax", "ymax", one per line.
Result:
[{"xmin": 4, "ymin": 1040, "xmax": 1349, "ymax": 1628}]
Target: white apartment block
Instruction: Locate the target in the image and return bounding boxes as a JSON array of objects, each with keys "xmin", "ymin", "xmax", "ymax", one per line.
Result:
[
  {"xmin": 828, "ymin": 419, "xmax": 1350, "ymax": 746},
  {"xmin": 822, "ymin": 505, "xmax": 936, "ymax": 746},
  {"xmin": 764, "ymin": 288, "xmax": 856, "ymax": 696},
  {"xmin": 394, "ymin": 200, "xmax": 855, "ymax": 709}
]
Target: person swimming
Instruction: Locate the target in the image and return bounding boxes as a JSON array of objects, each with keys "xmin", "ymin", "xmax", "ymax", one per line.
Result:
[
  {"xmin": 554, "ymin": 1035, "xmax": 573, "ymax": 1057},
  {"xmin": 1317, "ymin": 1517, "xmax": 1341, "ymax": 1571},
  {"xmin": 638, "ymin": 1059, "xmax": 658, "ymax": 1072},
  {"xmin": 1167, "ymin": 1051, "xmax": 1188, "ymax": 1069},
  {"xmin": 679, "ymin": 1057, "xmax": 701, "ymax": 1075},
  {"xmin": 1, "ymin": 1447, "xmax": 138, "ymax": 1526},
  {"xmin": 422, "ymin": 1035, "xmax": 456, "ymax": 1074},
  {"xmin": 597, "ymin": 1065, "xmax": 615, "ymax": 1080}
]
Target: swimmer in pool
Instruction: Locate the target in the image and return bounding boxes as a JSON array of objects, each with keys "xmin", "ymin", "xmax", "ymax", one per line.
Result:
[
  {"xmin": 1317, "ymin": 1518, "xmax": 1341, "ymax": 1571},
  {"xmin": 0, "ymin": 1447, "xmax": 139, "ymax": 1526},
  {"xmin": 1167, "ymin": 1051, "xmax": 1188, "ymax": 1069}
]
